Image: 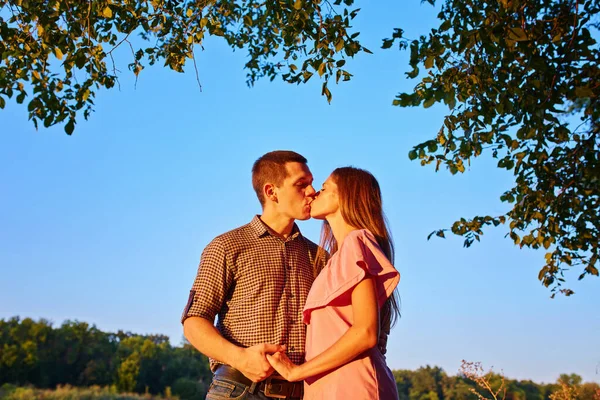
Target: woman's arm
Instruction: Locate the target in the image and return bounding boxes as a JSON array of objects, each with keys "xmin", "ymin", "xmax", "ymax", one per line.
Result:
[{"xmin": 266, "ymin": 276, "xmax": 380, "ymax": 382}]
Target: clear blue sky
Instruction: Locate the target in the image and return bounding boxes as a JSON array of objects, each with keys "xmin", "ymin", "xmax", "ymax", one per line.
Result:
[{"xmin": 1, "ymin": 0, "xmax": 598, "ymax": 385}]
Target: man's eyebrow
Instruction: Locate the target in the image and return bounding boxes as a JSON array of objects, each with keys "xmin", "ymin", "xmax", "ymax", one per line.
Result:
[{"xmin": 294, "ymin": 176, "xmax": 313, "ymax": 184}]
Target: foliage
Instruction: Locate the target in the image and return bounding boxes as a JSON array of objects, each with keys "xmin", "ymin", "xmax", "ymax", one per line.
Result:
[
  {"xmin": 0, "ymin": 0, "xmax": 365, "ymax": 133},
  {"xmin": 395, "ymin": 363, "xmax": 600, "ymax": 400},
  {"xmin": 0, "ymin": 317, "xmax": 210, "ymax": 399},
  {"xmin": 387, "ymin": 0, "xmax": 599, "ymax": 295}
]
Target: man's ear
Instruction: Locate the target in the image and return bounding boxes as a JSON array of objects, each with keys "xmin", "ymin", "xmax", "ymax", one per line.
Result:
[{"xmin": 264, "ymin": 183, "xmax": 278, "ymax": 203}]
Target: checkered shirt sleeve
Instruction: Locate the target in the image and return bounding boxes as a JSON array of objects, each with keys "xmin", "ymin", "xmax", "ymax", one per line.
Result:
[{"xmin": 182, "ymin": 237, "xmax": 233, "ymax": 323}]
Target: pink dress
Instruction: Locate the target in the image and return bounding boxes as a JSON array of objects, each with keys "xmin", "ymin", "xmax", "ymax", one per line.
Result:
[{"xmin": 302, "ymin": 229, "xmax": 400, "ymax": 399}]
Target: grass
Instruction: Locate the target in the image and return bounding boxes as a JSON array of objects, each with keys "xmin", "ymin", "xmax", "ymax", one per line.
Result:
[{"xmin": 0, "ymin": 384, "xmax": 175, "ymax": 400}]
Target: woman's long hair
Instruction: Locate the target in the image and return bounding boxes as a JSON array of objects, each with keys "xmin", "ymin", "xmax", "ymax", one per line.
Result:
[{"xmin": 314, "ymin": 167, "xmax": 401, "ymax": 329}]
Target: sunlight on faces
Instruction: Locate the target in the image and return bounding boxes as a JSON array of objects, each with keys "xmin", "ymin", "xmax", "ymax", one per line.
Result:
[
  {"xmin": 272, "ymin": 162, "xmax": 315, "ymax": 221},
  {"xmin": 310, "ymin": 176, "xmax": 340, "ymax": 220}
]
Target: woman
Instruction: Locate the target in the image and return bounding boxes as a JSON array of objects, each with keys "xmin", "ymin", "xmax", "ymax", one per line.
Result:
[{"xmin": 266, "ymin": 166, "xmax": 400, "ymax": 399}]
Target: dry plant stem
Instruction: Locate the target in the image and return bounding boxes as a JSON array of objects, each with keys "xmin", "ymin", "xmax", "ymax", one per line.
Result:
[
  {"xmin": 460, "ymin": 360, "xmax": 506, "ymax": 400},
  {"xmin": 549, "ymin": 379, "xmax": 579, "ymax": 400}
]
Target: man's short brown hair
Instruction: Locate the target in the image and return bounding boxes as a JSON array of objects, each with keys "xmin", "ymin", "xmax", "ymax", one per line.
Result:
[{"xmin": 252, "ymin": 150, "xmax": 308, "ymax": 206}]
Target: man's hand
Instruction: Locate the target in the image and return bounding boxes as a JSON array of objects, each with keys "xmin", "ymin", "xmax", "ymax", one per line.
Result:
[{"xmin": 232, "ymin": 343, "xmax": 286, "ymax": 382}]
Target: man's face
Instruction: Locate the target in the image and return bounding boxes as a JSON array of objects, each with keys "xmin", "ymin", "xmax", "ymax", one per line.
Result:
[{"xmin": 274, "ymin": 162, "xmax": 316, "ymax": 221}]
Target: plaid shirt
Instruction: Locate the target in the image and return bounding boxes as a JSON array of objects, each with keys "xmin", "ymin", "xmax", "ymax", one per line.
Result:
[{"xmin": 182, "ymin": 216, "xmax": 324, "ymax": 371}]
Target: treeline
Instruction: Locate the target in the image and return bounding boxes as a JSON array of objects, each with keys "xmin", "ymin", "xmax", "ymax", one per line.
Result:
[
  {"xmin": 1, "ymin": 317, "xmax": 599, "ymax": 400},
  {"xmin": 393, "ymin": 366, "xmax": 599, "ymax": 400},
  {"xmin": 0, "ymin": 317, "xmax": 210, "ymax": 399}
]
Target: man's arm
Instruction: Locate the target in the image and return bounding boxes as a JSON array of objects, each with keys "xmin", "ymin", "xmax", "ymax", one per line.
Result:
[{"xmin": 183, "ymin": 316, "xmax": 284, "ymax": 382}]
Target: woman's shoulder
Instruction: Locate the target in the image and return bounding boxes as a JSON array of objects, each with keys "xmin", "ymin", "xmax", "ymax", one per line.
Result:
[{"xmin": 342, "ymin": 229, "xmax": 379, "ymax": 250}]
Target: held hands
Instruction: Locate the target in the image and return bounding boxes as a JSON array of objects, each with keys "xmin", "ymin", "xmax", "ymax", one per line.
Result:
[
  {"xmin": 266, "ymin": 351, "xmax": 301, "ymax": 382},
  {"xmin": 234, "ymin": 343, "xmax": 285, "ymax": 382}
]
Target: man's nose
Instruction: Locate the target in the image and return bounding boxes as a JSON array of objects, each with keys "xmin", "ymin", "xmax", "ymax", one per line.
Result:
[{"xmin": 306, "ymin": 185, "xmax": 316, "ymax": 197}]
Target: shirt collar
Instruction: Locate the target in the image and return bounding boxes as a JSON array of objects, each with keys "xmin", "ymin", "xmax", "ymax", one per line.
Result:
[{"xmin": 250, "ymin": 215, "xmax": 302, "ymax": 241}]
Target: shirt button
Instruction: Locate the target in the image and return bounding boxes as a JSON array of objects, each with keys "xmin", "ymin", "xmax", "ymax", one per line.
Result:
[{"xmin": 287, "ymin": 265, "xmax": 292, "ymax": 270}]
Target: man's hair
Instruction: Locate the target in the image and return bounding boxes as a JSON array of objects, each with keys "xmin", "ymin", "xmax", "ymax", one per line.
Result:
[{"xmin": 252, "ymin": 150, "xmax": 307, "ymax": 206}]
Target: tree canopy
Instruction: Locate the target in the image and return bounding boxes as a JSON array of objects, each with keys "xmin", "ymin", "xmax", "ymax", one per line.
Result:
[
  {"xmin": 1, "ymin": 0, "xmax": 598, "ymax": 295},
  {"xmin": 0, "ymin": 0, "xmax": 364, "ymax": 132},
  {"xmin": 391, "ymin": 0, "xmax": 599, "ymax": 296}
]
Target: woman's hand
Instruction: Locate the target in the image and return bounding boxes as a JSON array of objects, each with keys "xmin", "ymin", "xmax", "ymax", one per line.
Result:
[{"xmin": 265, "ymin": 352, "xmax": 302, "ymax": 382}]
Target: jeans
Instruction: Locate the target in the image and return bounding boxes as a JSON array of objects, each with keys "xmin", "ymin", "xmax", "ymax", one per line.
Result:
[{"xmin": 205, "ymin": 376, "xmax": 302, "ymax": 400}]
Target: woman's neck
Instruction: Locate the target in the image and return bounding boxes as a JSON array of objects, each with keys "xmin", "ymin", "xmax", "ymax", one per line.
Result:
[{"xmin": 326, "ymin": 213, "xmax": 358, "ymax": 248}]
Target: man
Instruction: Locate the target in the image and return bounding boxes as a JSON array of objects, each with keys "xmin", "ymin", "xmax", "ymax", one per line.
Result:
[{"xmin": 182, "ymin": 150, "xmax": 325, "ymax": 399}]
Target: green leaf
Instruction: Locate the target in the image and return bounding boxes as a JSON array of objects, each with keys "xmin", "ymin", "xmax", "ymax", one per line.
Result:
[
  {"xmin": 446, "ymin": 93, "xmax": 456, "ymax": 109},
  {"xmin": 0, "ymin": 97, "xmax": 5, "ymax": 109},
  {"xmin": 381, "ymin": 39, "xmax": 393, "ymax": 49},
  {"xmin": 65, "ymin": 120, "xmax": 75, "ymax": 135},
  {"xmin": 408, "ymin": 150, "xmax": 418, "ymax": 160},
  {"xmin": 423, "ymin": 97, "xmax": 435, "ymax": 108},
  {"xmin": 27, "ymin": 99, "xmax": 37, "ymax": 112},
  {"xmin": 293, "ymin": 0, "xmax": 302, "ymax": 10}
]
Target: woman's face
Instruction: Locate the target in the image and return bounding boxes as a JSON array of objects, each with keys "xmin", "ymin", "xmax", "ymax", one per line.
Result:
[{"xmin": 310, "ymin": 175, "xmax": 340, "ymax": 220}]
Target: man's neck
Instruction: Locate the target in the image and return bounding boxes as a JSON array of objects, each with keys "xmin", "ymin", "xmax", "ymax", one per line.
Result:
[{"xmin": 259, "ymin": 210, "xmax": 296, "ymax": 240}]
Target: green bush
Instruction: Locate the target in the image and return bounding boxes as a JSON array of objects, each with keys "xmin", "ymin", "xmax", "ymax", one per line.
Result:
[
  {"xmin": 0, "ymin": 385, "xmax": 174, "ymax": 400},
  {"xmin": 171, "ymin": 378, "xmax": 206, "ymax": 400}
]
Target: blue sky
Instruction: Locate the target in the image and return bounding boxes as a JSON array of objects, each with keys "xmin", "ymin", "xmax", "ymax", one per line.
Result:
[{"xmin": 1, "ymin": 0, "xmax": 599, "ymax": 385}]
